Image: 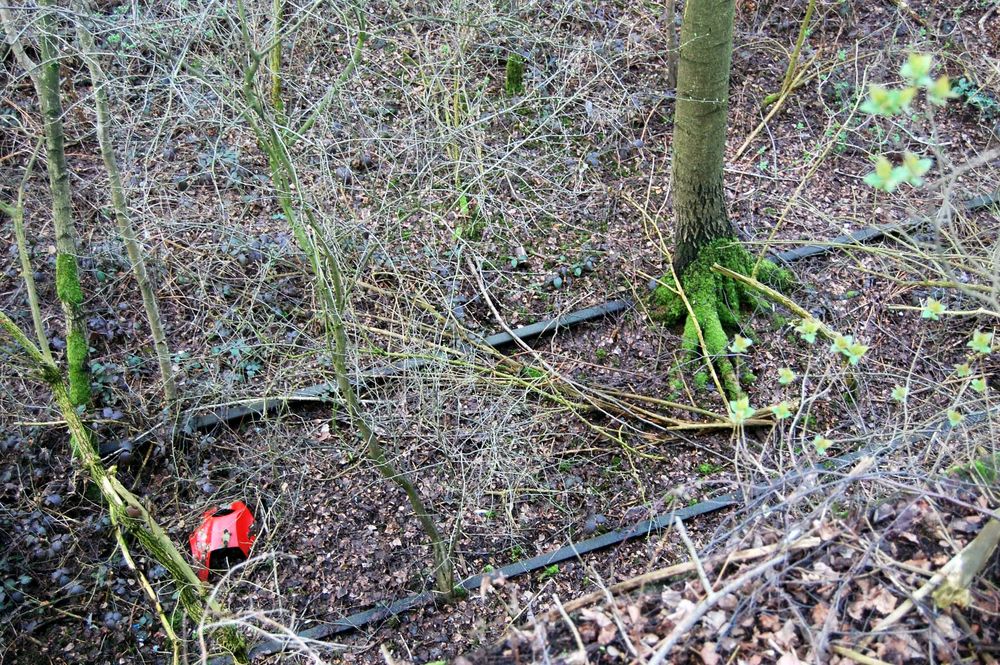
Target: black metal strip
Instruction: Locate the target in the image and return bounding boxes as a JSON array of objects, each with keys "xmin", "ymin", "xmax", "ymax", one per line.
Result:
[
  {"xmin": 213, "ymin": 492, "xmax": 739, "ymax": 663},
  {"xmin": 212, "ymin": 404, "xmax": 999, "ymax": 663}
]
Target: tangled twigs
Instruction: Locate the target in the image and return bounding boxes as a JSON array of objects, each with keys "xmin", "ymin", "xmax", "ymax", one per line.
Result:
[
  {"xmin": 468, "ymin": 257, "xmax": 778, "ymax": 433},
  {"xmin": 647, "ymin": 529, "xmax": 816, "ymax": 665},
  {"xmin": 549, "ymin": 534, "xmax": 823, "ymax": 619}
]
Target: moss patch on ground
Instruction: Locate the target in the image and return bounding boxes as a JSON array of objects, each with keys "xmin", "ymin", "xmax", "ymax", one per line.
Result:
[{"xmin": 650, "ymin": 238, "xmax": 792, "ymax": 397}]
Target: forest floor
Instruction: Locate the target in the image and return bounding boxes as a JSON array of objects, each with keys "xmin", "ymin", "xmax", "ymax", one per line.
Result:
[{"xmin": 1, "ymin": 0, "xmax": 999, "ymax": 663}]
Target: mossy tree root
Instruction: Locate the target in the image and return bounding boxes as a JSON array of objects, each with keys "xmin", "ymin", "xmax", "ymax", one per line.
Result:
[{"xmin": 650, "ymin": 239, "xmax": 792, "ymax": 398}]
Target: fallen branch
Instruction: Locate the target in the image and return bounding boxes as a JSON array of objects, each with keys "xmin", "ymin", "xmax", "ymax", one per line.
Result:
[
  {"xmin": 931, "ymin": 517, "xmax": 1000, "ymax": 609},
  {"xmin": 857, "ymin": 517, "xmax": 1000, "ymax": 650}
]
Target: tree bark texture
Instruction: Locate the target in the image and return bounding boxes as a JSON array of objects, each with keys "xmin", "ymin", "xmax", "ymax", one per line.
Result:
[{"xmin": 672, "ymin": 0, "xmax": 736, "ymax": 274}]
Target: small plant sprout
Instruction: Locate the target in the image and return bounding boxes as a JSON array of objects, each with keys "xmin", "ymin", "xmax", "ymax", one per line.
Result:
[
  {"xmin": 830, "ymin": 334, "xmax": 852, "ymax": 354},
  {"xmin": 539, "ymin": 564, "xmax": 559, "ymax": 580},
  {"xmin": 969, "ymin": 330, "xmax": 994, "ymax": 355},
  {"xmin": 971, "ymin": 378, "xmax": 987, "ymax": 394},
  {"xmin": 900, "ymin": 52, "xmax": 933, "ymax": 87},
  {"xmin": 773, "ymin": 402, "xmax": 792, "ymax": 419},
  {"xmin": 891, "ymin": 385, "xmax": 909, "ymax": 402},
  {"xmin": 921, "ymin": 297, "xmax": 945, "ymax": 320},
  {"xmin": 900, "ymin": 152, "xmax": 933, "ymax": 186},
  {"xmin": 954, "ymin": 362, "xmax": 972, "ymax": 378},
  {"xmin": 928, "ymin": 75, "xmax": 960, "ymax": 106},
  {"xmin": 864, "ymin": 155, "xmax": 904, "ymax": 192},
  {"xmin": 729, "ymin": 335, "xmax": 752, "ymax": 353},
  {"xmin": 947, "ymin": 409, "xmax": 964, "ymax": 427},
  {"xmin": 844, "ymin": 341, "xmax": 869, "ymax": 365},
  {"xmin": 795, "ymin": 319, "xmax": 820, "ymax": 344},
  {"xmin": 729, "ymin": 397, "xmax": 755, "ymax": 424},
  {"xmin": 829, "ymin": 334, "xmax": 868, "ymax": 364},
  {"xmin": 860, "ymin": 84, "xmax": 915, "ymax": 116},
  {"xmin": 812, "ymin": 435, "xmax": 832, "ymax": 455},
  {"xmin": 860, "ymin": 54, "xmax": 954, "ymax": 193},
  {"xmin": 778, "ymin": 368, "xmax": 796, "ymax": 385}
]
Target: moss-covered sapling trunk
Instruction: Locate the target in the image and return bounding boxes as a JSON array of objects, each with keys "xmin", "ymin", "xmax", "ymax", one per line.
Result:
[
  {"xmin": 0, "ymin": 311, "xmax": 249, "ymax": 662},
  {"xmin": 234, "ymin": 0, "xmax": 455, "ymax": 596},
  {"xmin": 651, "ymin": 0, "xmax": 791, "ymax": 397},
  {"xmin": 1, "ymin": 1, "xmax": 90, "ymax": 406}
]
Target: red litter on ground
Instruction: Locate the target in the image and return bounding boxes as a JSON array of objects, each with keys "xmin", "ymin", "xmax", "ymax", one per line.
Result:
[{"xmin": 189, "ymin": 501, "xmax": 256, "ymax": 582}]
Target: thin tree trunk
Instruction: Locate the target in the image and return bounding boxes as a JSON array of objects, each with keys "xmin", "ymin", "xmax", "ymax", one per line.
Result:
[
  {"xmin": 2, "ymin": 1, "xmax": 90, "ymax": 405},
  {"xmin": 664, "ymin": 0, "xmax": 678, "ymax": 89},
  {"xmin": 672, "ymin": 0, "xmax": 737, "ymax": 274},
  {"xmin": 74, "ymin": 10, "xmax": 178, "ymax": 412},
  {"xmin": 1, "ymin": 145, "xmax": 53, "ymax": 364},
  {"xmin": 270, "ymin": 0, "xmax": 286, "ymax": 127}
]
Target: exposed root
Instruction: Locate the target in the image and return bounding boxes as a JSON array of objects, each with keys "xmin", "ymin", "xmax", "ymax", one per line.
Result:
[{"xmin": 650, "ymin": 238, "xmax": 793, "ymax": 398}]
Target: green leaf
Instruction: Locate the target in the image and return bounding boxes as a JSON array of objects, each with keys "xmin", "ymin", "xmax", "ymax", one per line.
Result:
[
  {"xmin": 778, "ymin": 368, "xmax": 796, "ymax": 385},
  {"xmin": 900, "ymin": 53, "xmax": 933, "ymax": 86},
  {"xmin": 928, "ymin": 75, "xmax": 958, "ymax": 106},
  {"xmin": 947, "ymin": 409, "xmax": 964, "ymax": 427},
  {"xmin": 954, "ymin": 362, "xmax": 972, "ymax": 378},
  {"xmin": 773, "ymin": 402, "xmax": 792, "ymax": 419},
  {"xmin": 845, "ymin": 342, "xmax": 869, "ymax": 365},
  {"xmin": 921, "ymin": 297, "xmax": 945, "ymax": 320},
  {"xmin": 891, "ymin": 385, "xmax": 908, "ymax": 402},
  {"xmin": 864, "ymin": 155, "xmax": 904, "ymax": 192},
  {"xmin": 860, "ymin": 84, "xmax": 894, "ymax": 115},
  {"xmin": 830, "ymin": 334, "xmax": 853, "ymax": 354},
  {"xmin": 900, "ymin": 152, "xmax": 933, "ymax": 187},
  {"xmin": 971, "ymin": 378, "xmax": 987, "ymax": 394},
  {"xmin": 795, "ymin": 319, "xmax": 820, "ymax": 344},
  {"xmin": 729, "ymin": 335, "xmax": 752, "ymax": 353},
  {"xmin": 729, "ymin": 397, "xmax": 755, "ymax": 425},
  {"xmin": 860, "ymin": 84, "xmax": 916, "ymax": 116},
  {"xmin": 969, "ymin": 330, "xmax": 993, "ymax": 355},
  {"xmin": 813, "ymin": 435, "xmax": 832, "ymax": 455}
]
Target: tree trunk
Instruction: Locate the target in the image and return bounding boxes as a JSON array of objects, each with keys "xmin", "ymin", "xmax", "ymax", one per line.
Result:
[{"xmin": 672, "ymin": 0, "xmax": 736, "ymax": 274}]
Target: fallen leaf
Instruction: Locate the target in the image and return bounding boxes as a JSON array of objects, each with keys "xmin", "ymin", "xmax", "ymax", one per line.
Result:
[{"xmin": 700, "ymin": 641, "xmax": 721, "ymax": 665}]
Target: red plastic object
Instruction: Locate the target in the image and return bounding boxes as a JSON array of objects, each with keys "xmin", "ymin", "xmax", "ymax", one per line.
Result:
[{"xmin": 189, "ymin": 501, "xmax": 256, "ymax": 582}]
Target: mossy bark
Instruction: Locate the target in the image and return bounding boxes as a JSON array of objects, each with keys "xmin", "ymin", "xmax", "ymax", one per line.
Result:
[
  {"xmin": 35, "ymin": 0, "xmax": 90, "ymax": 406},
  {"xmin": 505, "ymin": 52, "xmax": 524, "ymax": 96}
]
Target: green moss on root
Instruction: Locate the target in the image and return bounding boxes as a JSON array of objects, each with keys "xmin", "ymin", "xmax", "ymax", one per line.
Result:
[
  {"xmin": 649, "ymin": 238, "xmax": 792, "ymax": 397},
  {"xmin": 66, "ymin": 331, "xmax": 90, "ymax": 406},
  {"xmin": 56, "ymin": 253, "xmax": 84, "ymax": 306}
]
